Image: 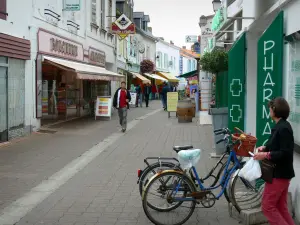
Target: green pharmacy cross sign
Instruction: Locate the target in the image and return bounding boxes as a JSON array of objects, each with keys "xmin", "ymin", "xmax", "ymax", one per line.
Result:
[
  {"xmin": 212, "ymin": 7, "xmax": 226, "ymax": 32},
  {"xmin": 230, "ymin": 79, "xmax": 242, "ymax": 97},
  {"xmin": 230, "ymin": 105, "xmax": 242, "ymax": 123}
]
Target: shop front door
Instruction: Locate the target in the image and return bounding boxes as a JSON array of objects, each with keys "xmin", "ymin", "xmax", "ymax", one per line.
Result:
[{"xmin": 0, "ymin": 63, "xmax": 8, "ymax": 142}]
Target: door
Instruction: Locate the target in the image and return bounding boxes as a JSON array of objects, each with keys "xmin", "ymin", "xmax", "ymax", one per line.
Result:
[{"xmin": 0, "ymin": 57, "xmax": 8, "ymax": 142}]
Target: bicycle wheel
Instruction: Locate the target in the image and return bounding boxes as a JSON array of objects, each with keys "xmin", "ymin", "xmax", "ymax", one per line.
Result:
[
  {"xmin": 230, "ymin": 169, "xmax": 265, "ymax": 212},
  {"xmin": 142, "ymin": 171, "xmax": 196, "ymax": 225},
  {"xmin": 139, "ymin": 162, "xmax": 182, "ymax": 196}
]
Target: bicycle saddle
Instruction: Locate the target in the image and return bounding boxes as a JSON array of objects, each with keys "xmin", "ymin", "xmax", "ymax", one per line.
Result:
[{"xmin": 173, "ymin": 145, "xmax": 194, "ymax": 153}]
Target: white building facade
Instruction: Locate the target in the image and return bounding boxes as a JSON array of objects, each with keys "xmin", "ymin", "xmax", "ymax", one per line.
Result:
[{"xmin": 0, "ymin": 0, "xmax": 124, "ymax": 141}]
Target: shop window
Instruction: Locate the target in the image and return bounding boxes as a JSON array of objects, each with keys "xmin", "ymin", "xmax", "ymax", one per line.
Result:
[
  {"xmin": 83, "ymin": 80, "xmax": 92, "ymax": 101},
  {"xmin": 0, "ymin": 0, "xmax": 7, "ymax": 20}
]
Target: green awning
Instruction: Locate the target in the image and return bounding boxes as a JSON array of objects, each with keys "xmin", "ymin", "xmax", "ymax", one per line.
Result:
[{"xmin": 177, "ymin": 70, "xmax": 198, "ymax": 78}]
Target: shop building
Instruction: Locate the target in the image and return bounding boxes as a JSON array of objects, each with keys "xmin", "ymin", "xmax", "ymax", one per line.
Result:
[{"xmin": 221, "ymin": 0, "xmax": 300, "ymax": 221}]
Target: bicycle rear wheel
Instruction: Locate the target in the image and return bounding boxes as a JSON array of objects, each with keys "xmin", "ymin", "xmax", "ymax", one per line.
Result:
[
  {"xmin": 139, "ymin": 162, "xmax": 181, "ymax": 196},
  {"xmin": 142, "ymin": 171, "xmax": 196, "ymax": 225}
]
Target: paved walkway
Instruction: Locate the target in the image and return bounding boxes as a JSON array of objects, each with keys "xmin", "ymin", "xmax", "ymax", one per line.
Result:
[
  {"xmin": 0, "ymin": 101, "xmax": 162, "ymax": 212},
  {"xmin": 0, "ymin": 102, "xmax": 239, "ymax": 225}
]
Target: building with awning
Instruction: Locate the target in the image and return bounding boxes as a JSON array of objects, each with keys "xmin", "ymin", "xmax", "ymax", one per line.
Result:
[{"xmin": 131, "ymin": 72, "xmax": 151, "ymax": 84}]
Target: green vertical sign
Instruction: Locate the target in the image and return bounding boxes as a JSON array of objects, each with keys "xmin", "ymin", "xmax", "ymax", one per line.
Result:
[
  {"xmin": 228, "ymin": 33, "xmax": 246, "ymax": 132},
  {"xmin": 256, "ymin": 11, "xmax": 284, "ymax": 146}
]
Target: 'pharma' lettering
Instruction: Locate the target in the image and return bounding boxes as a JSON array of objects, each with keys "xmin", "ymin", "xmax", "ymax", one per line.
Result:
[{"xmin": 262, "ymin": 40, "xmax": 275, "ymax": 145}]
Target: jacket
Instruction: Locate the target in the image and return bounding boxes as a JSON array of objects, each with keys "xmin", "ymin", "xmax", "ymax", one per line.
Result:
[
  {"xmin": 265, "ymin": 119, "xmax": 295, "ymax": 179},
  {"xmin": 113, "ymin": 88, "xmax": 131, "ymax": 109}
]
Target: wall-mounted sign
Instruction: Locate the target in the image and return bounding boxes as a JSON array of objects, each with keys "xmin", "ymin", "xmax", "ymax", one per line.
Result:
[
  {"xmin": 185, "ymin": 35, "xmax": 198, "ymax": 43},
  {"xmin": 63, "ymin": 0, "xmax": 80, "ymax": 11},
  {"xmin": 111, "ymin": 14, "xmax": 135, "ymax": 40},
  {"xmin": 256, "ymin": 11, "xmax": 283, "ymax": 146},
  {"xmin": 88, "ymin": 48, "xmax": 106, "ymax": 67},
  {"xmin": 201, "ymin": 27, "xmax": 213, "ymax": 37},
  {"xmin": 38, "ymin": 29, "xmax": 84, "ymax": 61},
  {"xmin": 212, "ymin": 6, "xmax": 226, "ymax": 32}
]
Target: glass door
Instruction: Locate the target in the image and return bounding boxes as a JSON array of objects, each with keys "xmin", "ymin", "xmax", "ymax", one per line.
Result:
[{"xmin": 0, "ymin": 60, "xmax": 8, "ymax": 142}]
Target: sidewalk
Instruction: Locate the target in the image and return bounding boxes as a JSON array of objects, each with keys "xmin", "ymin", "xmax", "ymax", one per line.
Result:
[
  {"xmin": 0, "ymin": 105, "xmax": 239, "ymax": 225},
  {"xmin": 0, "ymin": 101, "xmax": 162, "ymax": 212}
]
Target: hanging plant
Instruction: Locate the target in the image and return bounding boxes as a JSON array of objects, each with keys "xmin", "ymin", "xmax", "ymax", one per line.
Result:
[
  {"xmin": 200, "ymin": 49, "xmax": 228, "ymax": 74},
  {"xmin": 140, "ymin": 59, "xmax": 155, "ymax": 74}
]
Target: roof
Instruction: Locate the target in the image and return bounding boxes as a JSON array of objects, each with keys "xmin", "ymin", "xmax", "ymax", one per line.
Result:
[
  {"xmin": 157, "ymin": 39, "xmax": 181, "ymax": 50},
  {"xmin": 133, "ymin": 12, "xmax": 144, "ymax": 19},
  {"xmin": 180, "ymin": 48, "xmax": 199, "ymax": 58},
  {"xmin": 136, "ymin": 27, "xmax": 158, "ymax": 41}
]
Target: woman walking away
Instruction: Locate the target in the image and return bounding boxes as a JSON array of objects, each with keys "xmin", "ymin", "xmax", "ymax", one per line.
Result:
[{"xmin": 254, "ymin": 97, "xmax": 295, "ymax": 225}]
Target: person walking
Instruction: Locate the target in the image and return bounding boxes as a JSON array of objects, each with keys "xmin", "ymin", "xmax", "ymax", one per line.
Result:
[
  {"xmin": 144, "ymin": 82, "xmax": 152, "ymax": 107},
  {"xmin": 113, "ymin": 81, "xmax": 131, "ymax": 132},
  {"xmin": 254, "ymin": 97, "xmax": 295, "ymax": 225},
  {"xmin": 161, "ymin": 82, "xmax": 170, "ymax": 111},
  {"xmin": 135, "ymin": 84, "xmax": 142, "ymax": 107}
]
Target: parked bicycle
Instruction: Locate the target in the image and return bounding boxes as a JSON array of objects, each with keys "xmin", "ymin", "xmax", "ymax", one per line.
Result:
[{"xmin": 141, "ymin": 128, "xmax": 257, "ymax": 225}]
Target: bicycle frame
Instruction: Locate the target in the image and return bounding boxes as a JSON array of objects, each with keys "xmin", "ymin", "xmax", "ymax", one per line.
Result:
[{"xmin": 173, "ymin": 149, "xmax": 241, "ymax": 201}]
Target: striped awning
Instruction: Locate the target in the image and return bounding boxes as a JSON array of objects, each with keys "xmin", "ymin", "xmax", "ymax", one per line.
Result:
[
  {"xmin": 144, "ymin": 73, "xmax": 168, "ymax": 82},
  {"xmin": 156, "ymin": 72, "xmax": 180, "ymax": 82},
  {"xmin": 131, "ymin": 73, "xmax": 151, "ymax": 83}
]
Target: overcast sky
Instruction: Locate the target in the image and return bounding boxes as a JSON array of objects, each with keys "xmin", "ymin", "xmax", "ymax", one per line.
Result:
[{"xmin": 133, "ymin": 0, "xmax": 214, "ymax": 48}]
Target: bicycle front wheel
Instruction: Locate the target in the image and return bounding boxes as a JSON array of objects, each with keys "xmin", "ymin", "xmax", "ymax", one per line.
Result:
[{"xmin": 142, "ymin": 171, "xmax": 196, "ymax": 225}]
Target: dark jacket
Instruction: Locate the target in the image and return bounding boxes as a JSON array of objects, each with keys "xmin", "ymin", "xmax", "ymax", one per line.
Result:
[
  {"xmin": 161, "ymin": 86, "xmax": 170, "ymax": 99},
  {"xmin": 144, "ymin": 85, "xmax": 151, "ymax": 95},
  {"xmin": 113, "ymin": 88, "xmax": 131, "ymax": 109},
  {"xmin": 265, "ymin": 119, "xmax": 295, "ymax": 179}
]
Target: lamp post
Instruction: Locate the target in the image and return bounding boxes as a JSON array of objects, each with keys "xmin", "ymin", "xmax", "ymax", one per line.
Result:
[
  {"xmin": 199, "ymin": 15, "xmax": 207, "ymax": 27},
  {"xmin": 212, "ymin": 0, "xmax": 221, "ymax": 12}
]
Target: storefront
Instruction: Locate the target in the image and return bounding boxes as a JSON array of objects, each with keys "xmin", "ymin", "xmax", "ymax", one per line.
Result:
[
  {"xmin": 0, "ymin": 33, "xmax": 30, "ymax": 142},
  {"xmin": 36, "ymin": 29, "xmax": 123, "ymax": 125}
]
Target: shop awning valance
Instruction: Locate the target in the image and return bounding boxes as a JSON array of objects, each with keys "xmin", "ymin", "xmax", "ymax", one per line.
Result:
[
  {"xmin": 131, "ymin": 72, "xmax": 150, "ymax": 83},
  {"xmin": 144, "ymin": 73, "xmax": 168, "ymax": 82},
  {"xmin": 43, "ymin": 56, "xmax": 124, "ymax": 81},
  {"xmin": 177, "ymin": 70, "xmax": 198, "ymax": 78},
  {"xmin": 156, "ymin": 72, "xmax": 180, "ymax": 82}
]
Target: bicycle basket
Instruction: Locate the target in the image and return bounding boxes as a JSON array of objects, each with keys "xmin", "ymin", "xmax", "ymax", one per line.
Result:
[{"xmin": 232, "ymin": 127, "xmax": 257, "ymax": 157}]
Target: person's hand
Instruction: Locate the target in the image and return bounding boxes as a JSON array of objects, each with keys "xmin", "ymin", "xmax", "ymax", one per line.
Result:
[
  {"xmin": 253, "ymin": 152, "xmax": 267, "ymax": 160},
  {"xmin": 257, "ymin": 146, "xmax": 266, "ymax": 152}
]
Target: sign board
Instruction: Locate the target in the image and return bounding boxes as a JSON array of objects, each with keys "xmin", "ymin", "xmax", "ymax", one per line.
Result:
[
  {"xmin": 129, "ymin": 92, "xmax": 137, "ymax": 105},
  {"xmin": 256, "ymin": 11, "xmax": 283, "ymax": 146},
  {"xmin": 95, "ymin": 96, "xmax": 112, "ymax": 118},
  {"xmin": 88, "ymin": 47, "xmax": 106, "ymax": 67},
  {"xmin": 212, "ymin": 6, "xmax": 226, "ymax": 32},
  {"xmin": 228, "ymin": 33, "xmax": 246, "ymax": 132},
  {"xmin": 111, "ymin": 14, "xmax": 136, "ymax": 40},
  {"xmin": 167, "ymin": 92, "xmax": 178, "ymax": 112},
  {"xmin": 185, "ymin": 35, "xmax": 198, "ymax": 43},
  {"xmin": 64, "ymin": 0, "xmax": 80, "ymax": 11}
]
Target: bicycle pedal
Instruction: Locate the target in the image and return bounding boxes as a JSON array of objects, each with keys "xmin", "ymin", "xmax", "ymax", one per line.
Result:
[{"xmin": 187, "ymin": 190, "xmax": 211, "ymax": 199}]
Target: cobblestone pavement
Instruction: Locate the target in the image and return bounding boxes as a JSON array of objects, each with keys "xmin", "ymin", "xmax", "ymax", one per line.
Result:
[
  {"xmin": 1, "ymin": 103, "xmax": 240, "ymax": 225},
  {"xmin": 0, "ymin": 101, "xmax": 162, "ymax": 211}
]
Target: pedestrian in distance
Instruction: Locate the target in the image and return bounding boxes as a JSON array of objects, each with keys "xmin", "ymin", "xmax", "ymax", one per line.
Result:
[
  {"xmin": 161, "ymin": 82, "xmax": 170, "ymax": 111},
  {"xmin": 113, "ymin": 81, "xmax": 131, "ymax": 133},
  {"xmin": 135, "ymin": 84, "xmax": 142, "ymax": 107},
  {"xmin": 144, "ymin": 82, "xmax": 152, "ymax": 107},
  {"xmin": 254, "ymin": 97, "xmax": 295, "ymax": 225}
]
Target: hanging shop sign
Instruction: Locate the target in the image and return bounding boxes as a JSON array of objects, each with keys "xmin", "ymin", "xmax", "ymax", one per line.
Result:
[
  {"xmin": 111, "ymin": 14, "xmax": 136, "ymax": 40},
  {"xmin": 256, "ymin": 11, "xmax": 284, "ymax": 146},
  {"xmin": 88, "ymin": 47, "xmax": 106, "ymax": 67},
  {"xmin": 63, "ymin": 0, "xmax": 80, "ymax": 11},
  {"xmin": 211, "ymin": 6, "xmax": 226, "ymax": 32},
  {"xmin": 95, "ymin": 96, "xmax": 112, "ymax": 119},
  {"xmin": 228, "ymin": 33, "xmax": 246, "ymax": 131},
  {"xmin": 185, "ymin": 35, "xmax": 198, "ymax": 43},
  {"xmin": 38, "ymin": 29, "xmax": 84, "ymax": 61}
]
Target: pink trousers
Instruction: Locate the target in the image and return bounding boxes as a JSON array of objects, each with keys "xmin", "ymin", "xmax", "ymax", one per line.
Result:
[{"xmin": 262, "ymin": 178, "xmax": 295, "ymax": 225}]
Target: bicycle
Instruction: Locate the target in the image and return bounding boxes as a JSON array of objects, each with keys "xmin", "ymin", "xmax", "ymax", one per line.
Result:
[
  {"xmin": 137, "ymin": 129, "xmax": 237, "ymax": 201},
  {"xmin": 141, "ymin": 128, "xmax": 256, "ymax": 225}
]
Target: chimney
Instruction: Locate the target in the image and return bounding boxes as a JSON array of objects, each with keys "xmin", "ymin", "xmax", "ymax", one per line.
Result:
[
  {"xmin": 182, "ymin": 46, "xmax": 186, "ymax": 49},
  {"xmin": 170, "ymin": 41, "xmax": 174, "ymax": 45}
]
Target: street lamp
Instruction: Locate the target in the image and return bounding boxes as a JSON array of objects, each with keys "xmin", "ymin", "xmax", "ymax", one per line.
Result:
[
  {"xmin": 212, "ymin": 0, "xmax": 221, "ymax": 12},
  {"xmin": 199, "ymin": 15, "xmax": 207, "ymax": 27}
]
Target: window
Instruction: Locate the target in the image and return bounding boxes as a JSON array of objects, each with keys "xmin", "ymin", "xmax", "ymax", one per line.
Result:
[
  {"xmin": 107, "ymin": 0, "xmax": 113, "ymax": 29},
  {"xmin": 173, "ymin": 57, "xmax": 176, "ymax": 70},
  {"xmin": 100, "ymin": 0, "xmax": 105, "ymax": 28},
  {"xmin": 0, "ymin": 0, "xmax": 7, "ymax": 20},
  {"xmin": 164, "ymin": 53, "xmax": 168, "ymax": 69},
  {"xmin": 91, "ymin": 0, "xmax": 97, "ymax": 24},
  {"xmin": 157, "ymin": 52, "xmax": 162, "ymax": 69}
]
